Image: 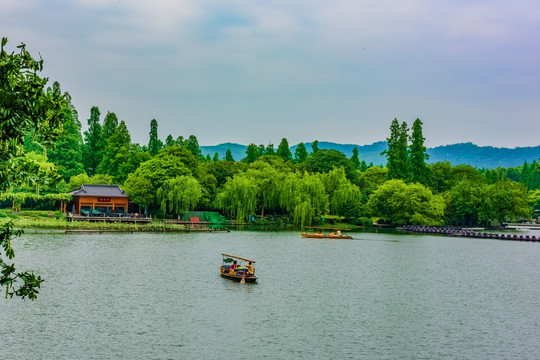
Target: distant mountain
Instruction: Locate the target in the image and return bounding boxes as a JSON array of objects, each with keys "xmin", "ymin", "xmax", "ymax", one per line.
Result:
[
  {"xmin": 426, "ymin": 143, "xmax": 540, "ymax": 168},
  {"xmin": 200, "ymin": 142, "xmax": 248, "ymax": 162},
  {"xmin": 200, "ymin": 141, "xmax": 540, "ymax": 169}
]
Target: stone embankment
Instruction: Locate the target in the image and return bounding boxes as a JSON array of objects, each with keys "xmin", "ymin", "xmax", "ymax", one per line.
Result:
[{"xmin": 402, "ymin": 225, "xmax": 539, "ymax": 242}]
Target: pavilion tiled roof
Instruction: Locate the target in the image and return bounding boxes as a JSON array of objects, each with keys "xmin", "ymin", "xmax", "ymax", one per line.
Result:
[{"xmin": 69, "ymin": 184, "xmax": 128, "ymax": 197}]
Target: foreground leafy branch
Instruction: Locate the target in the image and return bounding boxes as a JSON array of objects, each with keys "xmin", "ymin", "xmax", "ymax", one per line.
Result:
[{"xmin": 0, "ymin": 222, "xmax": 43, "ymax": 300}]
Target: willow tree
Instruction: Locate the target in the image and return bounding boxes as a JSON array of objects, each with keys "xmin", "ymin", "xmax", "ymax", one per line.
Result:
[
  {"xmin": 321, "ymin": 168, "xmax": 362, "ymax": 217},
  {"xmin": 215, "ymin": 175, "xmax": 258, "ymax": 224},
  {"xmin": 279, "ymin": 172, "xmax": 328, "ymax": 227},
  {"xmin": 246, "ymin": 160, "xmax": 287, "ymax": 218},
  {"xmin": 157, "ymin": 176, "xmax": 203, "ymax": 215}
]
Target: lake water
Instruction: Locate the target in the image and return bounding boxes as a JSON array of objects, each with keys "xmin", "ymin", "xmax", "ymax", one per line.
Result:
[{"xmin": 2, "ymin": 229, "xmax": 540, "ymax": 359}]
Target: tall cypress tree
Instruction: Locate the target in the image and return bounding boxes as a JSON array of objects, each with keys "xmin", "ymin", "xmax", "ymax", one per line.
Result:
[
  {"xmin": 409, "ymin": 118, "xmax": 429, "ymax": 184},
  {"xmin": 102, "ymin": 111, "xmax": 119, "ymax": 144},
  {"xmin": 148, "ymin": 119, "xmax": 163, "ymax": 156},
  {"xmin": 185, "ymin": 135, "xmax": 203, "ymax": 159},
  {"xmin": 225, "ymin": 149, "xmax": 234, "ymax": 162},
  {"xmin": 244, "ymin": 143, "xmax": 259, "ymax": 163},
  {"xmin": 277, "ymin": 138, "xmax": 292, "ymax": 162},
  {"xmin": 382, "ymin": 118, "xmax": 409, "ymax": 180},
  {"xmin": 82, "ymin": 106, "xmax": 103, "ymax": 176},
  {"xmin": 165, "ymin": 134, "xmax": 175, "ymax": 148},
  {"xmin": 47, "ymin": 86, "xmax": 85, "ymax": 180},
  {"xmin": 294, "ymin": 142, "xmax": 308, "ymax": 163},
  {"xmin": 98, "ymin": 120, "xmax": 132, "ymax": 182},
  {"xmin": 311, "ymin": 140, "xmax": 319, "ymax": 154},
  {"xmin": 350, "ymin": 147, "xmax": 360, "ymax": 169},
  {"xmin": 265, "ymin": 143, "xmax": 275, "ymax": 155}
]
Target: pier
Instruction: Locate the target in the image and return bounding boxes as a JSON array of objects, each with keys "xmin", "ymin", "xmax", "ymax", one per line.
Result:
[{"xmin": 402, "ymin": 225, "xmax": 539, "ymax": 242}]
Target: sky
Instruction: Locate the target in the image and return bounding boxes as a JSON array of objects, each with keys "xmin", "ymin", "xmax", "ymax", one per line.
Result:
[{"xmin": 3, "ymin": 0, "xmax": 540, "ymax": 148}]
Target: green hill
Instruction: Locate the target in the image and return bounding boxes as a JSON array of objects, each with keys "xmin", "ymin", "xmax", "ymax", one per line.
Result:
[{"xmin": 200, "ymin": 141, "xmax": 540, "ymax": 169}]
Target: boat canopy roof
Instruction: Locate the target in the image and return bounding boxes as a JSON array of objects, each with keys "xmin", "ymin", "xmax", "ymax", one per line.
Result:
[{"xmin": 221, "ymin": 253, "xmax": 256, "ymax": 263}]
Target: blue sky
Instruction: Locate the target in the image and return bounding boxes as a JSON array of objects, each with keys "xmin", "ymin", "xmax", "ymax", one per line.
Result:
[{"xmin": 3, "ymin": 0, "xmax": 540, "ymax": 148}]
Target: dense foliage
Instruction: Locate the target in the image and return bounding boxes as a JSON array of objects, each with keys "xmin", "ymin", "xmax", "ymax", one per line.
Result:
[
  {"xmin": 0, "ymin": 37, "xmax": 69, "ymax": 300},
  {"xmin": 4, "ymin": 38, "xmax": 540, "ymax": 236}
]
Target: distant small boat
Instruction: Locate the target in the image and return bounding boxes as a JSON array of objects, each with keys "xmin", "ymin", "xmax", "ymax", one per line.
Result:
[
  {"xmin": 220, "ymin": 253, "xmax": 257, "ymax": 283},
  {"xmin": 301, "ymin": 232, "xmax": 353, "ymax": 239}
]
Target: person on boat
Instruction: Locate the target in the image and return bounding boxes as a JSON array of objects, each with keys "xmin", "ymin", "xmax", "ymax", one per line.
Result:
[
  {"xmin": 245, "ymin": 262, "xmax": 255, "ymax": 277},
  {"xmin": 337, "ymin": 230, "xmax": 341, "ymax": 236},
  {"xmin": 329, "ymin": 231, "xmax": 335, "ymax": 236},
  {"xmin": 230, "ymin": 260, "xmax": 238, "ymax": 273}
]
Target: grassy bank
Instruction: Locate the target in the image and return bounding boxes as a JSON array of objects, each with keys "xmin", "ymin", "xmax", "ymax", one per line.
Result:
[
  {"xmin": 0, "ymin": 209, "xmax": 191, "ymax": 232},
  {"xmin": 0, "ymin": 209, "xmax": 371, "ymax": 232}
]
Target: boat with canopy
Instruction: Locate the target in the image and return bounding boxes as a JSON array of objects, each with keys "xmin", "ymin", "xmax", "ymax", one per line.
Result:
[
  {"xmin": 301, "ymin": 226, "xmax": 353, "ymax": 239},
  {"xmin": 301, "ymin": 232, "xmax": 353, "ymax": 239},
  {"xmin": 220, "ymin": 253, "xmax": 257, "ymax": 283}
]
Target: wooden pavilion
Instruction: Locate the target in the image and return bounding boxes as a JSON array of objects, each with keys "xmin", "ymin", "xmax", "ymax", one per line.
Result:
[{"xmin": 68, "ymin": 184, "xmax": 129, "ymax": 215}]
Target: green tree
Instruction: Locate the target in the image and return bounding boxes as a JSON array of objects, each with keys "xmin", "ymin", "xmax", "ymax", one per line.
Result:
[
  {"xmin": 487, "ymin": 179, "xmax": 530, "ymax": 224},
  {"xmin": 311, "ymin": 140, "xmax": 319, "ymax": 154},
  {"xmin": 1, "ymin": 37, "xmax": 67, "ymax": 300},
  {"xmin": 244, "ymin": 143, "xmax": 259, "ymax": 163},
  {"xmin": 97, "ymin": 120, "xmax": 133, "ymax": 183},
  {"xmin": 368, "ymin": 179, "xmax": 444, "ymax": 225},
  {"xmin": 122, "ymin": 175, "xmax": 155, "ymax": 212},
  {"xmin": 148, "ymin": 119, "xmax": 163, "ymax": 156},
  {"xmin": 102, "ymin": 111, "xmax": 119, "ymax": 142},
  {"xmin": 21, "ymin": 152, "xmax": 61, "ymax": 196},
  {"xmin": 358, "ymin": 166, "xmax": 388, "ymax": 196},
  {"xmin": 200, "ymin": 160, "xmax": 247, "ymax": 187},
  {"xmin": 157, "ymin": 176, "xmax": 203, "ymax": 215},
  {"xmin": 428, "ymin": 161, "xmax": 452, "ymax": 193},
  {"xmin": 123, "ymin": 146, "xmax": 198, "ymax": 202},
  {"xmin": 294, "ymin": 142, "xmax": 308, "ymax": 163},
  {"xmin": 528, "ymin": 189, "xmax": 540, "ymax": 216},
  {"xmin": 225, "ymin": 149, "xmax": 234, "ymax": 162},
  {"xmin": 67, "ymin": 173, "xmax": 113, "ymax": 191},
  {"xmin": 47, "ymin": 88, "xmax": 85, "ymax": 180},
  {"xmin": 276, "ymin": 138, "xmax": 292, "ymax": 162},
  {"xmin": 82, "ymin": 106, "xmax": 103, "ymax": 176},
  {"xmin": 279, "ymin": 172, "xmax": 328, "ymax": 227},
  {"xmin": 246, "ymin": 160, "xmax": 287, "ymax": 217},
  {"xmin": 321, "ymin": 168, "xmax": 362, "ymax": 217},
  {"xmin": 212, "ymin": 152, "xmax": 220, "ymax": 162},
  {"xmin": 185, "ymin": 135, "xmax": 203, "ymax": 160},
  {"xmin": 304, "ymin": 149, "xmax": 358, "ymax": 183},
  {"xmin": 382, "ymin": 119, "xmax": 409, "ymax": 180},
  {"xmin": 165, "ymin": 134, "xmax": 176, "ymax": 148},
  {"xmin": 265, "ymin": 143, "xmax": 275, "ymax": 156},
  {"xmin": 445, "ymin": 180, "xmax": 490, "ymax": 226},
  {"xmin": 215, "ymin": 175, "xmax": 258, "ymax": 224},
  {"xmin": 409, "ymin": 118, "xmax": 429, "ymax": 184},
  {"xmin": 360, "ymin": 160, "xmax": 368, "ymax": 172},
  {"xmin": 350, "ymin": 147, "xmax": 361, "ymax": 170}
]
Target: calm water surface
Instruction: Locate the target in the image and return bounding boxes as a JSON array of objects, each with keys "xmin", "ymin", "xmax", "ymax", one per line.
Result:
[{"xmin": 2, "ymin": 230, "xmax": 540, "ymax": 359}]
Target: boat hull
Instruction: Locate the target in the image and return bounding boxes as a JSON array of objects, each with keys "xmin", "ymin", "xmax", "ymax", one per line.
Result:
[
  {"xmin": 301, "ymin": 233, "xmax": 353, "ymax": 239},
  {"xmin": 220, "ymin": 267, "xmax": 257, "ymax": 282}
]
